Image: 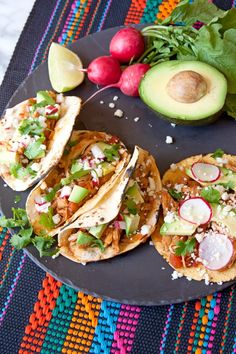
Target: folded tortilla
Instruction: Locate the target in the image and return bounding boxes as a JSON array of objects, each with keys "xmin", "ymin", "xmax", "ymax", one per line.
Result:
[
  {"xmin": 58, "ymin": 146, "xmax": 162, "ymax": 263},
  {"xmin": 0, "ymin": 93, "xmax": 81, "ymax": 191},
  {"xmin": 26, "ymin": 130, "xmax": 130, "ymax": 236},
  {"xmin": 152, "ymin": 153, "xmax": 236, "ymax": 283}
]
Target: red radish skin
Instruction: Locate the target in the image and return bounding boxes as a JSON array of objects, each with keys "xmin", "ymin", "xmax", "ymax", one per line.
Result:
[
  {"xmin": 199, "ymin": 233, "xmax": 233, "ymax": 270},
  {"xmin": 110, "ymin": 27, "xmax": 145, "ymax": 63},
  {"xmin": 83, "ymin": 63, "xmax": 150, "ymax": 105},
  {"xmin": 86, "ymin": 56, "xmax": 122, "ymax": 86},
  {"xmin": 191, "ymin": 162, "xmax": 221, "ymax": 183},
  {"xmin": 179, "ymin": 197, "xmax": 212, "ymax": 225},
  {"xmin": 118, "ymin": 63, "xmax": 150, "ymax": 96}
]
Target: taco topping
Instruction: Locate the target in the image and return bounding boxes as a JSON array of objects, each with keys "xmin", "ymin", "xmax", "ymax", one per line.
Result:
[
  {"xmin": 0, "ymin": 91, "xmax": 63, "ymax": 181},
  {"xmin": 60, "ymin": 149, "xmax": 160, "ymax": 259},
  {"xmin": 33, "ymin": 137, "xmax": 125, "ymax": 230},
  {"xmin": 160, "ymin": 155, "xmax": 236, "ymax": 272}
]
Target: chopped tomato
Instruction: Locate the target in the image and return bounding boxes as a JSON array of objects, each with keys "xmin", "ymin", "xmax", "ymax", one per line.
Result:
[
  {"xmin": 169, "ymin": 253, "xmax": 183, "ymax": 268},
  {"xmin": 108, "ymin": 136, "xmax": 119, "ymax": 144}
]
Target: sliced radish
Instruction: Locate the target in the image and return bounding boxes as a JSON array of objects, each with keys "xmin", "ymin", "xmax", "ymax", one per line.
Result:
[
  {"xmin": 191, "ymin": 162, "xmax": 220, "ymax": 182},
  {"xmin": 35, "ymin": 202, "xmax": 51, "ymax": 213},
  {"xmin": 179, "ymin": 197, "xmax": 212, "ymax": 225},
  {"xmin": 199, "ymin": 233, "xmax": 233, "ymax": 270}
]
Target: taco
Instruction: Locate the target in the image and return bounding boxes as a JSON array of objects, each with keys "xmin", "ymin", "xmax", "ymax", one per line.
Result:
[
  {"xmin": 0, "ymin": 91, "xmax": 81, "ymax": 191},
  {"xmin": 26, "ymin": 130, "xmax": 130, "ymax": 236},
  {"xmin": 58, "ymin": 146, "xmax": 162, "ymax": 264},
  {"xmin": 152, "ymin": 152, "xmax": 236, "ymax": 283}
]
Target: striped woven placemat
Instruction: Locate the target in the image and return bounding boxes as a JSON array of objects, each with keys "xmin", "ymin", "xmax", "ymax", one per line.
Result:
[{"xmin": 0, "ymin": 1, "xmax": 236, "ymax": 353}]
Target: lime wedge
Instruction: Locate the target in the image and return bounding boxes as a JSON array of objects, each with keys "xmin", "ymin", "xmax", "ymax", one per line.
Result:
[{"xmin": 48, "ymin": 42, "xmax": 85, "ymax": 93}]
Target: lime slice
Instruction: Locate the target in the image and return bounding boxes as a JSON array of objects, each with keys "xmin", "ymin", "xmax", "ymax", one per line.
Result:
[{"xmin": 48, "ymin": 42, "xmax": 85, "ymax": 93}]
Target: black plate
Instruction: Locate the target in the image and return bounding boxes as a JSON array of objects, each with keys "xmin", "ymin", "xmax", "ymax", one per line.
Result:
[{"xmin": 1, "ymin": 26, "xmax": 235, "ymax": 305}]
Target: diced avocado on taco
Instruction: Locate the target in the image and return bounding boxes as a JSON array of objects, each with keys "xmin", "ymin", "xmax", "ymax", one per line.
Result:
[
  {"xmin": 26, "ymin": 131, "xmax": 130, "ymax": 236},
  {"xmin": 0, "ymin": 91, "xmax": 81, "ymax": 191},
  {"xmin": 152, "ymin": 152, "xmax": 236, "ymax": 283},
  {"xmin": 58, "ymin": 146, "xmax": 162, "ymax": 264}
]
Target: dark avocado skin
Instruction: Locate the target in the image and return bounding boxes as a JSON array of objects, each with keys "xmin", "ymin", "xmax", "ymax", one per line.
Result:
[{"xmin": 149, "ymin": 108, "xmax": 222, "ymax": 126}]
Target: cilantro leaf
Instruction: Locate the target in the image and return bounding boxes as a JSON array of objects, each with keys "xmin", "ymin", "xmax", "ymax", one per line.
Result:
[
  {"xmin": 175, "ymin": 238, "xmax": 196, "ymax": 257},
  {"xmin": 24, "ymin": 137, "xmax": 46, "ymax": 160},
  {"xmin": 18, "ymin": 118, "xmax": 44, "ymax": 136},
  {"xmin": 165, "ymin": 0, "xmax": 225, "ymax": 26},
  {"xmin": 29, "ymin": 100, "xmax": 48, "ymax": 113},
  {"xmin": 39, "ymin": 208, "xmax": 55, "ymax": 229},
  {"xmin": 10, "ymin": 163, "xmax": 29, "ymax": 179},
  {"xmin": 103, "ymin": 144, "xmax": 120, "ymax": 162},
  {"xmin": 125, "ymin": 199, "xmax": 138, "ymax": 215},
  {"xmin": 68, "ymin": 140, "xmax": 78, "ymax": 147},
  {"xmin": 168, "ymin": 188, "xmax": 183, "ymax": 201},
  {"xmin": 0, "ymin": 208, "xmax": 29, "ymax": 228},
  {"xmin": 61, "ymin": 169, "xmax": 90, "ymax": 186},
  {"xmin": 14, "ymin": 195, "xmax": 21, "ymax": 204},
  {"xmin": 33, "ymin": 236, "xmax": 57, "ymax": 257},
  {"xmin": 10, "ymin": 227, "xmax": 33, "ymax": 250},
  {"xmin": 44, "ymin": 184, "xmax": 61, "ymax": 202},
  {"xmin": 200, "ymin": 187, "xmax": 220, "ymax": 203},
  {"xmin": 211, "ymin": 148, "xmax": 224, "ymax": 159}
]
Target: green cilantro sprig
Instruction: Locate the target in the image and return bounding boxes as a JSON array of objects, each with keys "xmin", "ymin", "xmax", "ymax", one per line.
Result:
[
  {"xmin": 211, "ymin": 148, "xmax": 224, "ymax": 159},
  {"xmin": 200, "ymin": 187, "xmax": 220, "ymax": 204},
  {"xmin": 0, "ymin": 208, "xmax": 58, "ymax": 257},
  {"xmin": 168, "ymin": 188, "xmax": 183, "ymax": 201},
  {"xmin": 175, "ymin": 238, "xmax": 196, "ymax": 257}
]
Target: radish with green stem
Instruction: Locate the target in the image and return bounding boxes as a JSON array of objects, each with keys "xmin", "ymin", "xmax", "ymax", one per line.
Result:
[{"xmin": 83, "ymin": 63, "xmax": 150, "ymax": 105}]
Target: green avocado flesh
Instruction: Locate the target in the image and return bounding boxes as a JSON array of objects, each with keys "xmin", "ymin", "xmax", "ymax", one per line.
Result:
[
  {"xmin": 68, "ymin": 185, "xmax": 89, "ymax": 203},
  {"xmin": 139, "ymin": 60, "xmax": 227, "ymax": 125}
]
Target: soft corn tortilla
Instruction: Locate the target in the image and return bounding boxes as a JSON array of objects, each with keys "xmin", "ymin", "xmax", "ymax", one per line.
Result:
[
  {"xmin": 0, "ymin": 96, "xmax": 81, "ymax": 191},
  {"xmin": 152, "ymin": 153, "xmax": 236, "ymax": 283},
  {"xmin": 26, "ymin": 130, "xmax": 130, "ymax": 236},
  {"xmin": 58, "ymin": 147, "xmax": 162, "ymax": 263}
]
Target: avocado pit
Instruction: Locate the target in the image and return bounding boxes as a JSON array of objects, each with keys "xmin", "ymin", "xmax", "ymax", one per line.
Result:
[{"xmin": 166, "ymin": 70, "xmax": 208, "ymax": 103}]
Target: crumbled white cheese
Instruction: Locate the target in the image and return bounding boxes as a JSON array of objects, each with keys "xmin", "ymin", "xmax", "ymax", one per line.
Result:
[
  {"xmin": 195, "ymin": 233, "xmax": 204, "ymax": 243},
  {"xmin": 221, "ymin": 192, "xmax": 229, "ymax": 201},
  {"xmin": 165, "ymin": 136, "xmax": 173, "ymax": 144},
  {"xmin": 100, "ymin": 100, "xmax": 104, "ymax": 104},
  {"xmin": 52, "ymin": 214, "xmax": 61, "ymax": 224},
  {"xmin": 170, "ymin": 163, "xmax": 177, "ymax": 171},
  {"xmin": 148, "ymin": 177, "xmax": 155, "ymax": 191},
  {"xmin": 148, "ymin": 123, "xmax": 153, "ymax": 128},
  {"xmin": 114, "ymin": 109, "xmax": 124, "ymax": 118},
  {"xmin": 134, "ymin": 117, "xmax": 140, "ymax": 122},
  {"xmin": 171, "ymin": 271, "xmax": 183, "ymax": 280},
  {"xmin": 35, "ymin": 202, "xmax": 51, "ymax": 213},
  {"xmin": 31, "ymin": 163, "xmax": 40, "ymax": 172},
  {"xmin": 140, "ymin": 225, "xmax": 151, "ymax": 235},
  {"xmin": 149, "ymin": 241, "xmax": 154, "ymax": 246},
  {"xmin": 164, "ymin": 211, "xmax": 176, "ymax": 224},
  {"xmin": 56, "ymin": 93, "xmax": 64, "ymax": 103},
  {"xmin": 3, "ymin": 184, "xmax": 7, "ymax": 188},
  {"xmin": 217, "ymin": 281, "xmax": 223, "ymax": 285},
  {"xmin": 174, "ymin": 183, "xmax": 184, "ymax": 193},
  {"xmin": 109, "ymin": 102, "xmax": 115, "ymax": 108},
  {"xmin": 187, "ymin": 277, "xmax": 192, "ymax": 281},
  {"xmin": 161, "ymin": 267, "xmax": 165, "ymax": 270},
  {"xmin": 171, "ymin": 123, "xmax": 176, "ymax": 127},
  {"xmin": 216, "ymin": 157, "xmax": 228, "ymax": 164},
  {"xmin": 113, "ymin": 95, "xmax": 119, "ymax": 101}
]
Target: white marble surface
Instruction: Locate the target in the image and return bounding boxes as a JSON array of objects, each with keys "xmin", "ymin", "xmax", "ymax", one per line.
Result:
[{"xmin": 0, "ymin": 0, "xmax": 34, "ymax": 84}]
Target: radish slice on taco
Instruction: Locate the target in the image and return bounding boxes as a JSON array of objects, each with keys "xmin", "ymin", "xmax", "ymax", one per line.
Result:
[
  {"xmin": 152, "ymin": 152, "xmax": 236, "ymax": 283},
  {"xmin": 58, "ymin": 146, "xmax": 162, "ymax": 263},
  {"xmin": 0, "ymin": 91, "xmax": 81, "ymax": 191},
  {"xmin": 26, "ymin": 130, "xmax": 130, "ymax": 236}
]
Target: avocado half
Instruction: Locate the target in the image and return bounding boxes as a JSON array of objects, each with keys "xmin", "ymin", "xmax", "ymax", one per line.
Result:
[{"xmin": 139, "ymin": 60, "xmax": 227, "ymax": 126}]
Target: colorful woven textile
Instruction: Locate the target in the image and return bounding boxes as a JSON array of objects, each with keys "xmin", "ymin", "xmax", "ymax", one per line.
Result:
[{"xmin": 0, "ymin": 0, "xmax": 236, "ymax": 353}]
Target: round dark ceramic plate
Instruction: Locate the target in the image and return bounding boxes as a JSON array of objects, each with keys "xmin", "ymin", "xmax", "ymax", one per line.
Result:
[{"xmin": 1, "ymin": 26, "xmax": 235, "ymax": 305}]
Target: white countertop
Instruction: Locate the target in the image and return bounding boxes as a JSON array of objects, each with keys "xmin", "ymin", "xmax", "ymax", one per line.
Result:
[{"xmin": 0, "ymin": 0, "xmax": 34, "ymax": 84}]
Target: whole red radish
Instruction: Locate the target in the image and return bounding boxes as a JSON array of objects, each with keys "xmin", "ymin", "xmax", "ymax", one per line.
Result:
[
  {"xmin": 83, "ymin": 63, "xmax": 150, "ymax": 104},
  {"xmin": 118, "ymin": 63, "xmax": 150, "ymax": 96},
  {"xmin": 86, "ymin": 56, "xmax": 122, "ymax": 86},
  {"xmin": 110, "ymin": 27, "xmax": 145, "ymax": 63}
]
